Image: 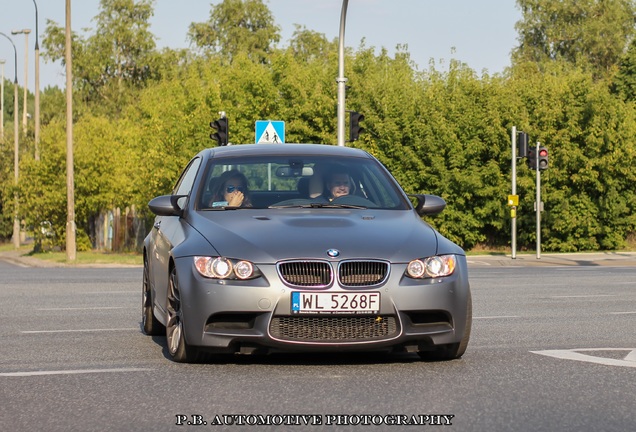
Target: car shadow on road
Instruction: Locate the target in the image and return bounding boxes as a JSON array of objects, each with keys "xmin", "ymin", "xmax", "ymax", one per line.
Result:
[{"xmin": 143, "ymin": 327, "xmax": 433, "ymax": 366}]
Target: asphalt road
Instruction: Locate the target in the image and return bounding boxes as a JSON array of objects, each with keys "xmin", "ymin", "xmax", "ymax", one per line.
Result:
[{"xmin": 1, "ymin": 260, "xmax": 635, "ymax": 431}]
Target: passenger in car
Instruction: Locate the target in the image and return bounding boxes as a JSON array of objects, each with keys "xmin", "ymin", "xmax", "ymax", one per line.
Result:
[{"xmin": 209, "ymin": 169, "xmax": 252, "ymax": 207}]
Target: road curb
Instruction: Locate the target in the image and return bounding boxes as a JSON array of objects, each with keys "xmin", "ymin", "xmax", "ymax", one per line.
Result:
[
  {"xmin": 467, "ymin": 252, "xmax": 636, "ymax": 267},
  {"xmin": 0, "ymin": 250, "xmax": 142, "ymax": 268}
]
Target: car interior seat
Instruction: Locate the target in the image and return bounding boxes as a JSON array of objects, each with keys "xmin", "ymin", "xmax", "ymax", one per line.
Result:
[
  {"xmin": 307, "ymin": 172, "xmax": 324, "ymax": 198},
  {"xmin": 296, "ymin": 177, "xmax": 310, "ymax": 198},
  {"xmin": 201, "ymin": 176, "xmax": 218, "ymax": 207}
]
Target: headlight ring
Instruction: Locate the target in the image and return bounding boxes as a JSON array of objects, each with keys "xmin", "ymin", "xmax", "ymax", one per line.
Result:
[
  {"xmin": 406, "ymin": 254, "xmax": 456, "ymax": 279},
  {"xmin": 194, "ymin": 256, "xmax": 258, "ymax": 280}
]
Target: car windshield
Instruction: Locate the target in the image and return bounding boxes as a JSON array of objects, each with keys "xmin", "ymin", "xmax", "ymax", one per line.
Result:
[{"xmin": 197, "ymin": 154, "xmax": 410, "ymax": 210}]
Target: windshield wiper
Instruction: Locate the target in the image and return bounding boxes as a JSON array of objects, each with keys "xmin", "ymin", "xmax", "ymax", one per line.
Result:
[
  {"xmin": 308, "ymin": 203, "xmax": 368, "ymax": 209},
  {"xmin": 269, "ymin": 203, "xmax": 367, "ymax": 209},
  {"xmin": 206, "ymin": 206, "xmax": 243, "ymax": 210}
]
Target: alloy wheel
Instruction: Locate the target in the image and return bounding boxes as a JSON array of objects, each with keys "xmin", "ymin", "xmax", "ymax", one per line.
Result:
[{"xmin": 166, "ymin": 269, "xmax": 183, "ymax": 356}]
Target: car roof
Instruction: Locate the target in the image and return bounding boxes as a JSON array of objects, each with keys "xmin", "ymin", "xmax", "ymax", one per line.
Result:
[{"xmin": 201, "ymin": 143, "xmax": 373, "ymax": 159}]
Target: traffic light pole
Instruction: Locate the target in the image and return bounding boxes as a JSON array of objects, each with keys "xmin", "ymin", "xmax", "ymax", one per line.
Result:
[
  {"xmin": 515, "ymin": 131, "xmax": 546, "ymax": 259},
  {"xmin": 536, "ymin": 143, "xmax": 541, "ymax": 259},
  {"xmin": 511, "ymin": 127, "xmax": 517, "ymax": 259}
]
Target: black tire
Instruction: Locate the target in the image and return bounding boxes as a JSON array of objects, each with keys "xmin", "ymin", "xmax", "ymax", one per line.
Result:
[
  {"xmin": 419, "ymin": 294, "xmax": 472, "ymax": 361},
  {"xmin": 142, "ymin": 257, "xmax": 164, "ymax": 336},
  {"xmin": 166, "ymin": 267, "xmax": 200, "ymax": 363}
]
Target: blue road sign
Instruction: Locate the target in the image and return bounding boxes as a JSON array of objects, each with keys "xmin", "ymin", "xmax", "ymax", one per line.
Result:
[{"xmin": 255, "ymin": 120, "xmax": 285, "ymax": 144}]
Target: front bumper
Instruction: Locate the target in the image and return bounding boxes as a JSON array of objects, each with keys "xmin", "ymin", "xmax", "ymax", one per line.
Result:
[{"xmin": 173, "ymin": 256, "xmax": 471, "ymax": 354}]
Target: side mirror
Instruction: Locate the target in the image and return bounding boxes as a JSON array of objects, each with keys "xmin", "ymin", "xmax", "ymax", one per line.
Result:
[
  {"xmin": 409, "ymin": 194, "xmax": 446, "ymax": 216},
  {"xmin": 148, "ymin": 195, "xmax": 187, "ymax": 216}
]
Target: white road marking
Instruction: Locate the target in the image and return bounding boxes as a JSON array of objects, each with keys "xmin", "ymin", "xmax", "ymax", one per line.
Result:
[
  {"xmin": 0, "ymin": 368, "xmax": 153, "ymax": 377},
  {"xmin": 476, "ymin": 311, "xmax": 633, "ymax": 319},
  {"xmin": 85, "ymin": 291, "xmax": 137, "ymax": 294},
  {"xmin": 22, "ymin": 328, "xmax": 138, "ymax": 334},
  {"xmin": 531, "ymin": 348, "xmax": 636, "ymax": 368},
  {"xmin": 4, "ymin": 261, "xmax": 28, "ymax": 268},
  {"xmin": 548, "ymin": 295, "xmax": 616, "ymax": 298},
  {"xmin": 36, "ymin": 307, "xmax": 128, "ymax": 311}
]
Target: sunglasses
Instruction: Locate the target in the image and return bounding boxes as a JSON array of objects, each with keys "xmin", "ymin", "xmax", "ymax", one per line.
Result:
[{"xmin": 226, "ymin": 185, "xmax": 245, "ymax": 193}]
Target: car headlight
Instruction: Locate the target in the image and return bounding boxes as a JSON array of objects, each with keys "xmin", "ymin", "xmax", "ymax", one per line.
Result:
[
  {"xmin": 194, "ymin": 256, "xmax": 260, "ymax": 280},
  {"xmin": 234, "ymin": 260, "xmax": 254, "ymax": 280},
  {"xmin": 406, "ymin": 254, "xmax": 456, "ymax": 278}
]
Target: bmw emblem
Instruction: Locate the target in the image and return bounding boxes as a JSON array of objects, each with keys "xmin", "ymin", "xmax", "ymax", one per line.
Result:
[{"xmin": 327, "ymin": 249, "xmax": 340, "ymax": 258}]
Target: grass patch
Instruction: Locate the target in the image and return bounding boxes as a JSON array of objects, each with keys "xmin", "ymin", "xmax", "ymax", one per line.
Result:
[
  {"xmin": 28, "ymin": 250, "xmax": 142, "ymax": 266},
  {"xmin": 1, "ymin": 243, "xmax": 141, "ymax": 266},
  {"xmin": 0, "ymin": 243, "xmax": 28, "ymax": 253},
  {"xmin": 0, "ymin": 244, "xmax": 33, "ymax": 254}
]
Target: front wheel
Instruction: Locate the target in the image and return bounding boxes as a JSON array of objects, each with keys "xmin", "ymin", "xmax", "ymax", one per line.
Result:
[
  {"xmin": 166, "ymin": 267, "xmax": 201, "ymax": 363},
  {"xmin": 419, "ymin": 294, "xmax": 472, "ymax": 361}
]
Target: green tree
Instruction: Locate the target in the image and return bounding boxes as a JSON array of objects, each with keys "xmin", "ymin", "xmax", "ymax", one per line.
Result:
[
  {"xmin": 188, "ymin": 0, "xmax": 280, "ymax": 64},
  {"xmin": 17, "ymin": 120, "xmax": 69, "ymax": 247},
  {"xmin": 1, "ymin": 78, "xmax": 17, "ymax": 119},
  {"xmin": 42, "ymin": 0, "xmax": 158, "ymax": 115},
  {"xmin": 122, "ymin": 58, "xmax": 222, "ymax": 202},
  {"xmin": 287, "ymin": 25, "xmax": 335, "ymax": 63},
  {"xmin": 612, "ymin": 37, "xmax": 636, "ymax": 100},
  {"xmin": 0, "ymin": 79, "xmax": 20, "ymax": 241},
  {"xmin": 513, "ymin": 0, "xmax": 636, "ymax": 79},
  {"xmin": 508, "ymin": 61, "xmax": 636, "ymax": 251},
  {"xmin": 39, "ymin": 86, "xmax": 66, "ymax": 126},
  {"xmin": 5, "ymin": 0, "xmax": 636, "ymax": 254},
  {"xmin": 271, "ymin": 39, "xmax": 338, "ymax": 145}
]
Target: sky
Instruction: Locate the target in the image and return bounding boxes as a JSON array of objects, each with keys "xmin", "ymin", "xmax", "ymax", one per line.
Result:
[{"xmin": 0, "ymin": 0, "xmax": 522, "ymax": 92}]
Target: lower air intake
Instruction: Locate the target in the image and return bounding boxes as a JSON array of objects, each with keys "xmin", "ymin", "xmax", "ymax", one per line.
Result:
[{"xmin": 270, "ymin": 315, "xmax": 397, "ymax": 342}]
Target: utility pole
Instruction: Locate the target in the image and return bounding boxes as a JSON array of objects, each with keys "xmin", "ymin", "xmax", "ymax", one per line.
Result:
[{"xmin": 65, "ymin": 0, "xmax": 76, "ymax": 261}]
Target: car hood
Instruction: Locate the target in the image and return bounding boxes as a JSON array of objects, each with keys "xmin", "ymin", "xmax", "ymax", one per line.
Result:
[{"xmin": 189, "ymin": 209, "xmax": 440, "ymax": 263}]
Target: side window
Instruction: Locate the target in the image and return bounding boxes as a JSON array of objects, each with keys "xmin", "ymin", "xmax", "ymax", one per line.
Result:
[{"xmin": 173, "ymin": 157, "xmax": 202, "ymax": 196}]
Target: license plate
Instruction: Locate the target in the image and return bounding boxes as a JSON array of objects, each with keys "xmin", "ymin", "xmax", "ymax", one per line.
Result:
[{"xmin": 291, "ymin": 292, "xmax": 380, "ymax": 315}]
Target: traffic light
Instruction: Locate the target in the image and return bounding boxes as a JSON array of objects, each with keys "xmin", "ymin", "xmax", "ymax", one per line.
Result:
[
  {"xmin": 349, "ymin": 111, "xmax": 364, "ymax": 142},
  {"xmin": 526, "ymin": 146, "xmax": 537, "ymax": 170},
  {"xmin": 517, "ymin": 132, "xmax": 528, "ymax": 159},
  {"xmin": 210, "ymin": 117, "xmax": 229, "ymax": 146},
  {"xmin": 538, "ymin": 146, "xmax": 549, "ymax": 170}
]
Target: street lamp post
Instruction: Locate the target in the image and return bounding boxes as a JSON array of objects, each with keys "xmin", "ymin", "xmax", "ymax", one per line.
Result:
[
  {"xmin": 337, "ymin": 0, "xmax": 349, "ymax": 147},
  {"xmin": 11, "ymin": 29, "xmax": 30, "ymax": 138},
  {"xmin": 0, "ymin": 32, "xmax": 20, "ymax": 248},
  {"xmin": 32, "ymin": 0, "xmax": 40, "ymax": 160},
  {"xmin": 0, "ymin": 59, "xmax": 5, "ymax": 140}
]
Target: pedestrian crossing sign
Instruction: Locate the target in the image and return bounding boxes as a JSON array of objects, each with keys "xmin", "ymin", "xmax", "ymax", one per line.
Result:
[{"xmin": 255, "ymin": 120, "xmax": 285, "ymax": 144}]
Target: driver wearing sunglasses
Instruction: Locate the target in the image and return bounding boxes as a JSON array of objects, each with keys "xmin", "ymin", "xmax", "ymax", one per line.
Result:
[{"xmin": 210, "ymin": 169, "xmax": 252, "ymax": 208}]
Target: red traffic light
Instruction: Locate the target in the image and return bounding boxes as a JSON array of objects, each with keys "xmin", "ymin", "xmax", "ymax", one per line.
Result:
[{"xmin": 538, "ymin": 146, "xmax": 549, "ymax": 170}]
